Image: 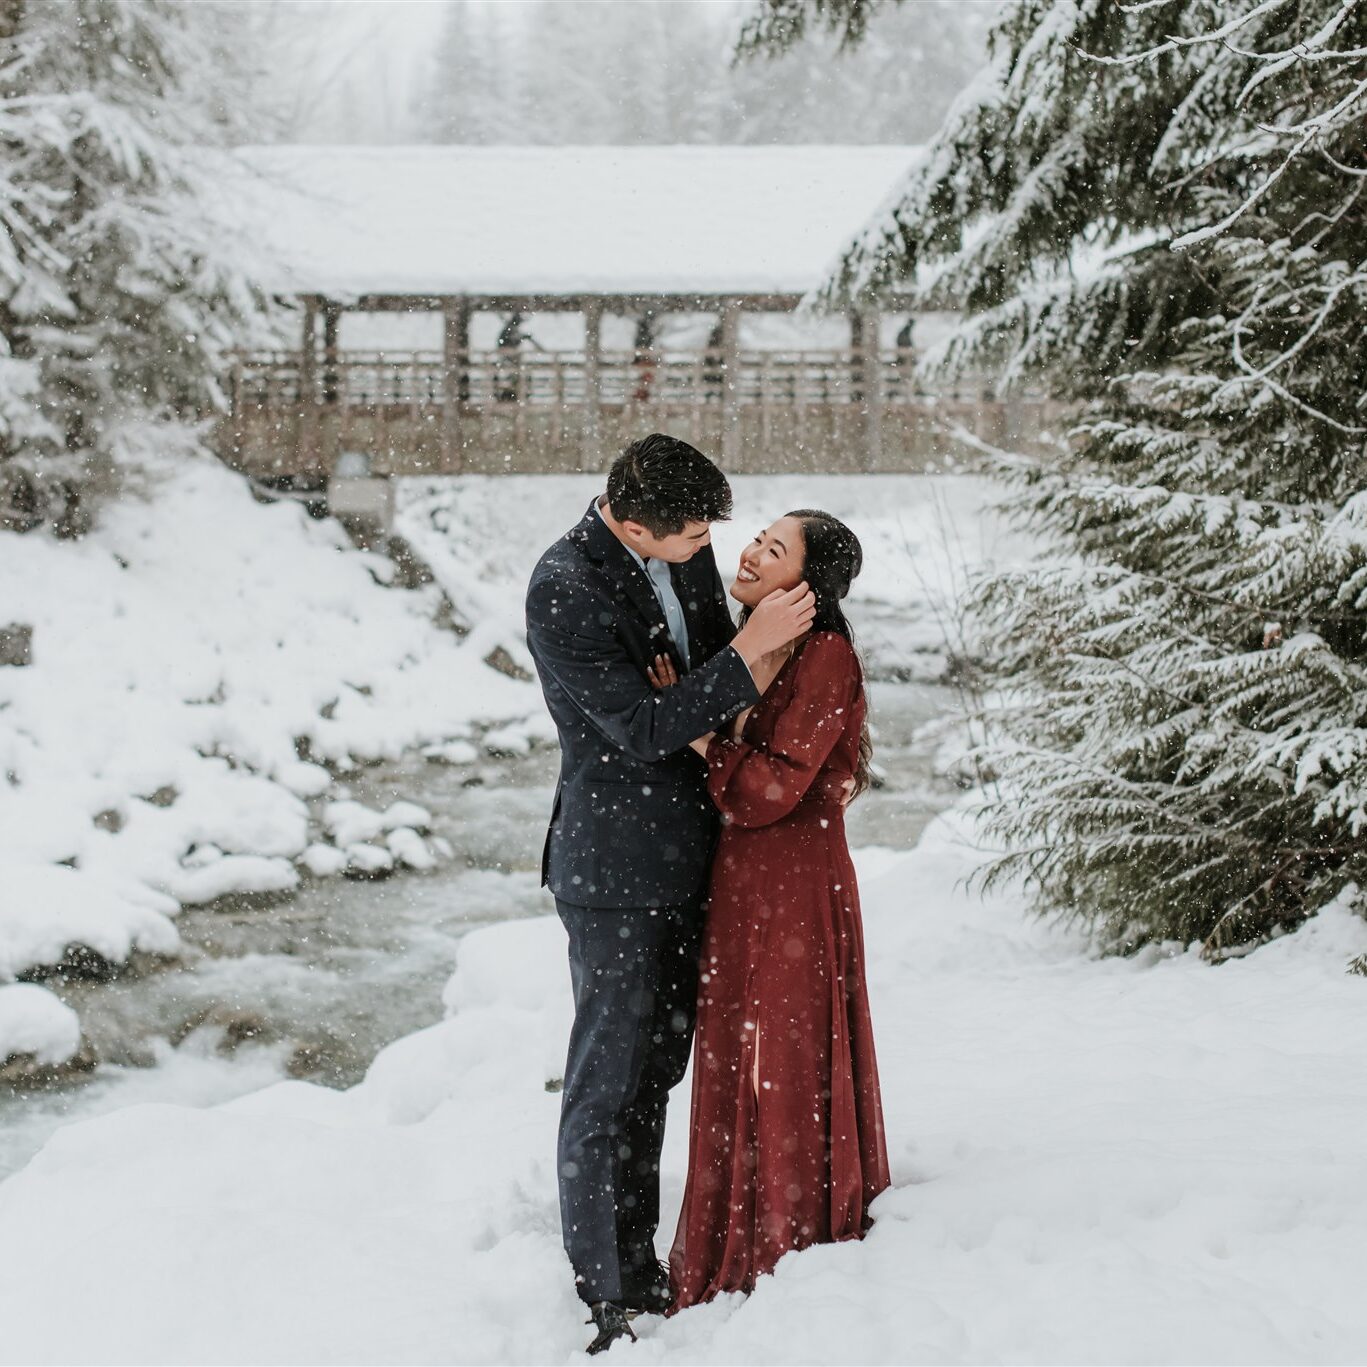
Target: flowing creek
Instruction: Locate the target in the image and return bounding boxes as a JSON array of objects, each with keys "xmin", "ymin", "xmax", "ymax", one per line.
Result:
[{"xmin": 0, "ymin": 678, "xmax": 964, "ymax": 1178}]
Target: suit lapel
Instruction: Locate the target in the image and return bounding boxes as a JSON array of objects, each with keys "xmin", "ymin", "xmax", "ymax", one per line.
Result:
[
  {"xmin": 671, "ymin": 547, "xmax": 731, "ymax": 666},
  {"xmin": 618, "ymin": 563, "xmax": 674, "ymax": 657},
  {"xmin": 574, "ymin": 499, "xmax": 680, "ymax": 665}
]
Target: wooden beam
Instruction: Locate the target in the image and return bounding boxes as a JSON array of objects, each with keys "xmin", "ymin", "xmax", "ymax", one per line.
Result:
[
  {"xmin": 288, "ymin": 291, "xmax": 922, "ymax": 318},
  {"xmin": 335, "ymin": 291, "xmax": 868, "ymax": 315}
]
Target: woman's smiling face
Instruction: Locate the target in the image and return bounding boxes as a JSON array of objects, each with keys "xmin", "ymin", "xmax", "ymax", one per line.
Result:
[{"xmin": 730, "ymin": 515, "xmax": 806, "ymax": 608}]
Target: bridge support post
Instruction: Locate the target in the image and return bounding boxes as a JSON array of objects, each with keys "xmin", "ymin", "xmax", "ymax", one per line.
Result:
[
  {"xmin": 720, "ymin": 299, "xmax": 742, "ymax": 469},
  {"xmin": 299, "ymin": 299, "xmax": 322, "ymax": 480},
  {"xmin": 582, "ymin": 301, "xmax": 603, "ymax": 469},
  {"xmin": 322, "ymin": 304, "xmax": 340, "ymax": 403},
  {"xmin": 442, "ymin": 299, "xmax": 469, "ymax": 473},
  {"xmin": 860, "ymin": 306, "xmax": 883, "ymax": 471}
]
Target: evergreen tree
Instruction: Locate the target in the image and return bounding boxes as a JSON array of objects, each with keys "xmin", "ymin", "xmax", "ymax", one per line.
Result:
[
  {"xmin": 429, "ymin": 3, "xmax": 530, "ymax": 144},
  {"xmin": 754, "ymin": 0, "xmax": 1367, "ymax": 954},
  {"xmin": 419, "ymin": 0, "xmax": 989, "ymax": 147},
  {"xmin": 0, "ymin": 0, "xmax": 267, "ymax": 533}
]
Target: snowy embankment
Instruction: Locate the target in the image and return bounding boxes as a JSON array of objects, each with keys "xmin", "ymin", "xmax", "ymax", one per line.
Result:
[
  {"xmin": 396, "ymin": 472, "xmax": 1019, "ymax": 685},
  {"xmin": 0, "ymin": 447, "xmax": 543, "ymax": 1064},
  {"xmin": 0, "ymin": 809, "xmax": 1363, "ymax": 1364}
]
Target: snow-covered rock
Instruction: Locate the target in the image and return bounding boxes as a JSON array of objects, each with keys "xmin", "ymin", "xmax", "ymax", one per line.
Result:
[
  {"xmin": 323, "ymin": 800, "xmax": 387, "ymax": 847},
  {"xmin": 0, "ymin": 983, "xmax": 82, "ymax": 1068},
  {"xmin": 423, "ymin": 739, "xmax": 479, "ymax": 766},
  {"xmin": 481, "ymin": 724, "xmax": 533, "ymax": 758},
  {"xmin": 273, "ymin": 761, "xmax": 333, "ymax": 799},
  {"xmin": 382, "ymin": 800, "xmax": 430, "ymax": 834},
  {"xmin": 0, "ymin": 862, "xmax": 180, "ymax": 981},
  {"xmin": 166, "ymin": 855, "xmax": 299, "ymax": 907},
  {"xmin": 297, "ymin": 843, "xmax": 347, "ymax": 878},
  {"xmin": 179, "ymin": 843, "xmax": 224, "ymax": 870},
  {"xmin": 386, "ymin": 827, "xmax": 437, "ymax": 872},
  {"xmin": 343, "ymin": 844, "xmax": 394, "ymax": 879}
]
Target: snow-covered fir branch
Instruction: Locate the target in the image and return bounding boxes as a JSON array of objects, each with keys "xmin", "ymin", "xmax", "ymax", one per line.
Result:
[
  {"xmin": 758, "ymin": 0, "xmax": 1367, "ymax": 951},
  {"xmin": 0, "ymin": 0, "xmax": 272, "ymax": 534}
]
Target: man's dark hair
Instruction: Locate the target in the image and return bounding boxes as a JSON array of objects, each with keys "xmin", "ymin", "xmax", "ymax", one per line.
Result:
[{"xmin": 605, "ymin": 433, "xmax": 732, "ymax": 537}]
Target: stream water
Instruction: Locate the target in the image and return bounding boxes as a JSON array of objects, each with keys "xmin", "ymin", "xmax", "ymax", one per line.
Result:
[{"xmin": 0, "ymin": 678, "xmax": 963, "ymax": 1179}]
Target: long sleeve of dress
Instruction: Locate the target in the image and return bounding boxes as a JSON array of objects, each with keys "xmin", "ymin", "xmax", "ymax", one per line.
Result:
[{"xmin": 706, "ymin": 632, "xmax": 858, "ymax": 829}]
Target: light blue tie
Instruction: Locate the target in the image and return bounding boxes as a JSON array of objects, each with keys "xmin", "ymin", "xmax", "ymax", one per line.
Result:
[{"xmin": 645, "ymin": 557, "xmax": 691, "ymax": 667}]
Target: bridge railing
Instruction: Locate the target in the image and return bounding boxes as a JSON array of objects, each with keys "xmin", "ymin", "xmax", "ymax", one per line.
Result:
[
  {"xmin": 231, "ymin": 348, "xmax": 997, "ymax": 410},
  {"xmin": 223, "ymin": 347, "xmax": 1058, "ymax": 476}
]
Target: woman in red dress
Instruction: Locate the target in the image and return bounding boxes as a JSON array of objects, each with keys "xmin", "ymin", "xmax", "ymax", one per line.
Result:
[{"xmin": 663, "ymin": 509, "xmax": 891, "ymax": 1311}]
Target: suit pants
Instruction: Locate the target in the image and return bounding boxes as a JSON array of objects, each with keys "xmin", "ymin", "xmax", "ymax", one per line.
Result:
[{"xmin": 555, "ymin": 897, "xmax": 704, "ymax": 1305}]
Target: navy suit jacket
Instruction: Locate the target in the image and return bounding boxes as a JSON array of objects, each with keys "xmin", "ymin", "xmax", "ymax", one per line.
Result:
[{"xmin": 525, "ymin": 500, "xmax": 759, "ymax": 909}]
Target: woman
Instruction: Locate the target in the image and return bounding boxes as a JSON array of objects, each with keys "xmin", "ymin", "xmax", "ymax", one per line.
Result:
[{"xmin": 656, "ymin": 509, "xmax": 891, "ymax": 1312}]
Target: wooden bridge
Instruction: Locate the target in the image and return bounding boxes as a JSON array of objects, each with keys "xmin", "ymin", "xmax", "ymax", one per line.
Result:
[
  {"xmin": 218, "ymin": 148, "xmax": 1059, "ymax": 482},
  {"xmin": 218, "ymin": 338, "xmax": 1054, "ymax": 480}
]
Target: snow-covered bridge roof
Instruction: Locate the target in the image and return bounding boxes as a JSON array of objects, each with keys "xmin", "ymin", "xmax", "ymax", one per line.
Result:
[{"xmin": 232, "ymin": 144, "xmax": 921, "ymax": 300}]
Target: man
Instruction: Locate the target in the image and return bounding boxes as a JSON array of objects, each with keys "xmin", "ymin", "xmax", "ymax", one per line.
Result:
[{"xmin": 525, "ymin": 433, "xmax": 815, "ymax": 1354}]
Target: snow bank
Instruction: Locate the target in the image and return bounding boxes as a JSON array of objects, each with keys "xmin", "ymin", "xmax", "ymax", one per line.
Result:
[
  {"xmin": 0, "ymin": 444, "xmax": 541, "ymax": 980},
  {"xmin": 0, "ymin": 984, "xmax": 81, "ymax": 1068},
  {"xmin": 1, "ymin": 807, "xmax": 1364, "ymax": 1364},
  {"xmin": 397, "ymin": 472, "xmax": 1033, "ymax": 684}
]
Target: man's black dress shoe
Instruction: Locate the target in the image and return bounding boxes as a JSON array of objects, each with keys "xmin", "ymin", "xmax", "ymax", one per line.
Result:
[
  {"xmin": 585, "ymin": 1302, "xmax": 637, "ymax": 1356},
  {"xmin": 620, "ymin": 1260, "xmax": 672, "ymax": 1316}
]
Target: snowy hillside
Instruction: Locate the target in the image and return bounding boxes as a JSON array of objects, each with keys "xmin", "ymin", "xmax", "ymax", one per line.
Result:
[{"xmin": 0, "ymin": 447, "xmax": 542, "ymax": 1063}]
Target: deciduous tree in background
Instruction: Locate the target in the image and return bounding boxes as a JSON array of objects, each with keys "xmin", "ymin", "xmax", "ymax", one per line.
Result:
[
  {"xmin": 757, "ymin": 0, "xmax": 1367, "ymax": 954},
  {"xmin": 0, "ymin": 0, "xmax": 268, "ymax": 534}
]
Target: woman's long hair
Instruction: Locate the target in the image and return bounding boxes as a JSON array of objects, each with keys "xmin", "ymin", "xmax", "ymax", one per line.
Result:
[
  {"xmin": 786, "ymin": 509, "xmax": 873, "ymax": 797},
  {"xmin": 738, "ymin": 510, "xmax": 875, "ymax": 797}
]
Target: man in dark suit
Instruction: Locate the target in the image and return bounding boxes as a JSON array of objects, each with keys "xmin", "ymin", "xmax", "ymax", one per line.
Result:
[{"xmin": 525, "ymin": 433, "xmax": 815, "ymax": 1353}]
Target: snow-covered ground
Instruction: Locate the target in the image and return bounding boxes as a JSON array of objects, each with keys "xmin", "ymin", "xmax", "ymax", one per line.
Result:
[
  {"xmin": 4, "ymin": 458, "xmax": 1366, "ymax": 1362},
  {"xmin": 0, "ymin": 808, "xmax": 1364, "ymax": 1365}
]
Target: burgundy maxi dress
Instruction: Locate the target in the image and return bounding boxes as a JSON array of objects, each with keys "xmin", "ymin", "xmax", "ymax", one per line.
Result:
[{"xmin": 669, "ymin": 630, "xmax": 890, "ymax": 1311}]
